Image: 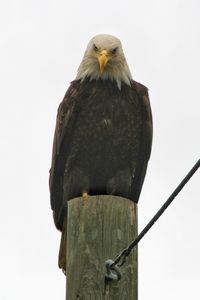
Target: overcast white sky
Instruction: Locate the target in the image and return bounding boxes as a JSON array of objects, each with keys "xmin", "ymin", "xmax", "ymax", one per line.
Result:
[{"xmin": 0, "ymin": 0, "xmax": 200, "ymax": 299}]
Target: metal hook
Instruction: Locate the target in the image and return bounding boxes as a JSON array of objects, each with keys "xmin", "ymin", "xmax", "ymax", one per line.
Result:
[{"xmin": 105, "ymin": 259, "xmax": 121, "ymax": 281}]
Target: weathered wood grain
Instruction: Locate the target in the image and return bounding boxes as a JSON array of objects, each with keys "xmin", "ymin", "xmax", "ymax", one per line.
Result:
[{"xmin": 65, "ymin": 195, "xmax": 138, "ymax": 300}]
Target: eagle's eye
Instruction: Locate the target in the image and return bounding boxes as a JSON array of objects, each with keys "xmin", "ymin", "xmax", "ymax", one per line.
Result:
[
  {"xmin": 111, "ymin": 47, "xmax": 118, "ymax": 55},
  {"xmin": 93, "ymin": 44, "xmax": 99, "ymax": 52}
]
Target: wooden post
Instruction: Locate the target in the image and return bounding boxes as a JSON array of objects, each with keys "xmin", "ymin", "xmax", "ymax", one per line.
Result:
[{"xmin": 61, "ymin": 195, "xmax": 138, "ymax": 300}]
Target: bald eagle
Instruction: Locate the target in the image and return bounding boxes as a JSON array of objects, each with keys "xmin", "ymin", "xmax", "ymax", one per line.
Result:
[{"xmin": 49, "ymin": 34, "xmax": 153, "ymax": 231}]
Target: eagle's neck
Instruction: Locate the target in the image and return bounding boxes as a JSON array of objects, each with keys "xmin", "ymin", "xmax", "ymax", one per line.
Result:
[{"xmin": 76, "ymin": 57, "xmax": 132, "ymax": 90}]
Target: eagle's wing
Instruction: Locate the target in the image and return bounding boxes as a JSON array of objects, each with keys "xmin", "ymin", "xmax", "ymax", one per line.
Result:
[
  {"xmin": 130, "ymin": 81, "xmax": 153, "ymax": 202},
  {"xmin": 49, "ymin": 81, "xmax": 79, "ymax": 230}
]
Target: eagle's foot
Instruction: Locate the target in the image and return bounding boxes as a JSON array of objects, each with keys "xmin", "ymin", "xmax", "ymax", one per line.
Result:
[{"xmin": 82, "ymin": 192, "xmax": 88, "ymax": 199}]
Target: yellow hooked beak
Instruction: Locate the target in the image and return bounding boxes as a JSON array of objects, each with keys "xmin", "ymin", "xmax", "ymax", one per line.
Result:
[{"xmin": 97, "ymin": 49, "xmax": 109, "ymax": 73}]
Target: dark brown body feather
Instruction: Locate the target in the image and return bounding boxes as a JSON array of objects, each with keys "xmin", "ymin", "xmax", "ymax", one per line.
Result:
[{"xmin": 49, "ymin": 78, "xmax": 152, "ymax": 230}]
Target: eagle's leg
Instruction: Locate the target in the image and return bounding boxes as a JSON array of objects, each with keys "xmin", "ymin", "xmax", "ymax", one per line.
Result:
[
  {"xmin": 106, "ymin": 167, "xmax": 132, "ymax": 199},
  {"xmin": 63, "ymin": 166, "xmax": 90, "ymax": 201}
]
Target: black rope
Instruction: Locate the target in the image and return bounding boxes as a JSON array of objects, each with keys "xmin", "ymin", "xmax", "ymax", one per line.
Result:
[{"xmin": 105, "ymin": 159, "xmax": 200, "ymax": 280}]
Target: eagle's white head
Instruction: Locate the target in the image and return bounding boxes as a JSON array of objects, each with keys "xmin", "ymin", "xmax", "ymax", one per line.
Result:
[{"xmin": 76, "ymin": 34, "xmax": 133, "ymax": 89}]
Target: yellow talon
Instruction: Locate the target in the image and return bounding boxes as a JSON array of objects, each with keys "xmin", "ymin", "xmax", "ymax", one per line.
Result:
[{"xmin": 82, "ymin": 192, "xmax": 88, "ymax": 199}]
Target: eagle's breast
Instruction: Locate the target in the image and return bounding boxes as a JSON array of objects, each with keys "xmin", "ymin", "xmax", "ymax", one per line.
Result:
[{"xmin": 67, "ymin": 79, "xmax": 141, "ymax": 177}]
